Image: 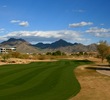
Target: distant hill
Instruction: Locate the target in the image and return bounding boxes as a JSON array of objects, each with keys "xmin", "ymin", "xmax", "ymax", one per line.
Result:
[
  {"xmin": 34, "ymin": 43, "xmax": 50, "ymax": 49},
  {"xmin": 0, "ymin": 38, "xmax": 97, "ymax": 53},
  {"xmin": 53, "ymin": 43, "xmax": 97, "ymax": 53},
  {"xmin": 50, "ymin": 39, "xmax": 74, "ymax": 48},
  {"xmin": 33, "ymin": 39, "xmax": 76, "ymax": 49},
  {"xmin": 1, "ymin": 38, "xmax": 27, "ymax": 46},
  {"xmin": 0, "ymin": 38, "xmax": 39, "ymax": 53}
]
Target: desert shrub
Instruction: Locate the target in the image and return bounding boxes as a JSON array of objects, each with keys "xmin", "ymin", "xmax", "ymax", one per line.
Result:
[
  {"xmin": 8, "ymin": 60, "xmax": 16, "ymax": 63},
  {"xmin": 10, "ymin": 52, "xmax": 21, "ymax": 58},
  {"xmin": 19, "ymin": 54, "xmax": 30, "ymax": 59},
  {"xmin": 37, "ymin": 55, "xmax": 46, "ymax": 60},
  {"xmin": 1, "ymin": 53, "xmax": 10, "ymax": 62}
]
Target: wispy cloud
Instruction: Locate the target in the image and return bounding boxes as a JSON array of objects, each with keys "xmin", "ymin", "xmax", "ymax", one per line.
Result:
[
  {"xmin": 72, "ymin": 9, "xmax": 85, "ymax": 13},
  {"xmin": 10, "ymin": 20, "xmax": 29, "ymax": 27},
  {"xmin": 0, "ymin": 28, "xmax": 5, "ymax": 33},
  {"xmin": 100, "ymin": 23, "xmax": 104, "ymax": 26},
  {"xmin": 10, "ymin": 20, "xmax": 20, "ymax": 23},
  {"xmin": 0, "ymin": 28, "xmax": 5, "ymax": 31},
  {"xmin": 2, "ymin": 5, "xmax": 7, "ymax": 8},
  {"xmin": 86, "ymin": 27, "xmax": 110, "ymax": 37},
  {"xmin": 1, "ymin": 30, "xmax": 89, "ymax": 43},
  {"xmin": 19, "ymin": 21, "xmax": 29, "ymax": 27},
  {"xmin": 69, "ymin": 21, "xmax": 93, "ymax": 28}
]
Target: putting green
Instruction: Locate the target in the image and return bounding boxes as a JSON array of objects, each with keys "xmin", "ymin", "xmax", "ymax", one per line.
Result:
[{"xmin": 0, "ymin": 60, "xmax": 92, "ymax": 100}]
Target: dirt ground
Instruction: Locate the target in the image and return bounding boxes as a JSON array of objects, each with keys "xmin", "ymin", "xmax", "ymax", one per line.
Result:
[
  {"xmin": 0, "ymin": 58, "xmax": 57, "ymax": 65},
  {"xmin": 70, "ymin": 58, "xmax": 110, "ymax": 100}
]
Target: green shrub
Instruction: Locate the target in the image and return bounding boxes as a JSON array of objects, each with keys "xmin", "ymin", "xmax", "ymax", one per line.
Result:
[{"xmin": 106, "ymin": 55, "xmax": 110, "ymax": 65}]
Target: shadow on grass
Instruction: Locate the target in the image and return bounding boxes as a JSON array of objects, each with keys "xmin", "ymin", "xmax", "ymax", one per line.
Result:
[{"xmin": 73, "ymin": 59, "xmax": 92, "ymax": 62}]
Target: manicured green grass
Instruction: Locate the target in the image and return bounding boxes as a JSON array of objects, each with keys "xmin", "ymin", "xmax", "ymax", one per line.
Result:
[{"xmin": 0, "ymin": 60, "xmax": 92, "ymax": 100}]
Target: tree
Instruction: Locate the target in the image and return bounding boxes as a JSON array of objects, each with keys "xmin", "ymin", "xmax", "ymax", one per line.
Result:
[
  {"xmin": 52, "ymin": 50, "xmax": 62, "ymax": 56},
  {"xmin": 106, "ymin": 55, "xmax": 110, "ymax": 65},
  {"xmin": 55, "ymin": 50, "xmax": 62, "ymax": 55},
  {"xmin": 97, "ymin": 41, "xmax": 110, "ymax": 62},
  {"xmin": 46, "ymin": 52, "xmax": 52, "ymax": 55}
]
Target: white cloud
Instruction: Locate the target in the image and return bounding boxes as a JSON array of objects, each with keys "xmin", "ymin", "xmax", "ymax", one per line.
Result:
[
  {"xmin": 69, "ymin": 21, "xmax": 93, "ymax": 28},
  {"xmin": 86, "ymin": 27, "xmax": 110, "ymax": 37},
  {"xmin": 19, "ymin": 21, "xmax": 29, "ymax": 27},
  {"xmin": 10, "ymin": 20, "xmax": 29, "ymax": 27},
  {"xmin": 10, "ymin": 20, "xmax": 20, "ymax": 23},
  {"xmin": 86, "ymin": 27, "xmax": 110, "ymax": 33},
  {"xmin": 0, "ymin": 37, "xmax": 7, "ymax": 43},
  {"xmin": 1, "ymin": 30, "xmax": 89, "ymax": 43}
]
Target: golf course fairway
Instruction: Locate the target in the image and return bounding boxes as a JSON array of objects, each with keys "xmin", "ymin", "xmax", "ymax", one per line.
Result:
[{"xmin": 0, "ymin": 60, "xmax": 92, "ymax": 100}]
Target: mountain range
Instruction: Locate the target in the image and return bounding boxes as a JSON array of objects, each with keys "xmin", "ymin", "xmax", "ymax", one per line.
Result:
[
  {"xmin": 33, "ymin": 39, "xmax": 78, "ymax": 49},
  {"xmin": 0, "ymin": 38, "xmax": 97, "ymax": 53}
]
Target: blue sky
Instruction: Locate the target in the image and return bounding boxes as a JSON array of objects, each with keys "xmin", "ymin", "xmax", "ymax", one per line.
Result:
[{"xmin": 0, "ymin": 0, "xmax": 110, "ymax": 44}]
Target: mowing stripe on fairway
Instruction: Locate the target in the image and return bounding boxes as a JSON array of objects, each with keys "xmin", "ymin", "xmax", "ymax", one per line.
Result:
[
  {"xmin": 0, "ymin": 61, "xmax": 60, "ymax": 89},
  {"xmin": 0, "ymin": 60, "xmax": 92, "ymax": 100},
  {"xmin": 0, "ymin": 61, "xmax": 64, "ymax": 95},
  {"xmin": 0, "ymin": 62, "xmax": 56, "ymax": 83}
]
